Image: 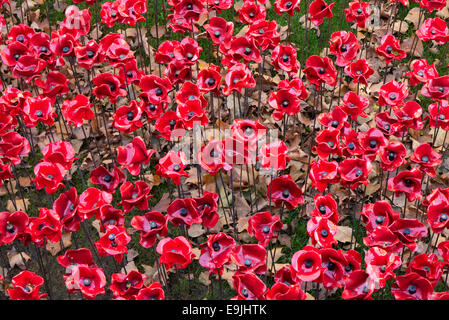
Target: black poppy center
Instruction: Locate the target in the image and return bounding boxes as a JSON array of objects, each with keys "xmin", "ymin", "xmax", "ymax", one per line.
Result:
[
  {"xmin": 180, "ymin": 208, "xmax": 188, "ymax": 217},
  {"xmin": 282, "ymin": 189, "xmax": 290, "ymax": 198}
]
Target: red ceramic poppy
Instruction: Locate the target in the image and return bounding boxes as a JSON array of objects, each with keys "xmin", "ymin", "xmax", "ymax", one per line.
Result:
[
  {"xmin": 308, "ymin": 0, "xmax": 335, "ymax": 26},
  {"xmin": 319, "ymin": 248, "xmax": 347, "ymax": 289},
  {"xmin": 173, "ymin": 37, "xmax": 203, "ymax": 65},
  {"xmin": 291, "ymin": 245, "xmax": 322, "ymax": 282},
  {"xmin": 391, "ymin": 101, "xmax": 423, "ymax": 136},
  {"xmin": 274, "ymin": 264, "xmax": 298, "ymax": 285},
  {"xmin": 61, "ymin": 5, "xmax": 92, "ymax": 40},
  {"xmin": 203, "ymin": 16, "xmax": 234, "ymax": 47},
  {"xmin": 95, "ymin": 225, "xmax": 131, "ymax": 262},
  {"xmin": 117, "ymin": 136, "xmax": 156, "ymax": 176},
  {"xmin": 176, "ymin": 99, "xmax": 209, "ymax": 129},
  {"xmin": 259, "ymin": 141, "xmax": 290, "ymax": 171},
  {"xmin": 423, "ymin": 187, "xmax": 449, "ymax": 207},
  {"xmin": 57, "ymin": 248, "xmax": 97, "ymax": 270},
  {"xmin": 231, "ymin": 244, "xmax": 267, "ymax": 274},
  {"xmin": 193, "ymin": 191, "xmax": 219, "ymax": 229},
  {"xmin": 359, "ymin": 127, "xmax": 388, "ymax": 161},
  {"xmin": 222, "ymin": 136, "xmax": 253, "ymax": 167},
  {"xmin": 113, "ymin": 100, "xmax": 144, "ymax": 134},
  {"xmin": 0, "ymin": 159, "xmax": 13, "ymax": 186},
  {"xmin": 363, "ymin": 226, "xmax": 403, "ymax": 253},
  {"xmin": 0, "ymin": 108, "xmax": 18, "ymax": 135},
  {"xmin": 313, "ymin": 127, "xmax": 341, "ymax": 159},
  {"xmin": 248, "ymin": 211, "xmax": 283, "ymax": 247},
  {"xmin": 75, "ymin": 39, "xmax": 103, "ymax": 70},
  {"xmin": 119, "ymin": 180, "xmax": 152, "ymax": 213},
  {"xmin": 61, "ymin": 94, "xmax": 94, "ymax": 128},
  {"xmin": 77, "ymin": 187, "xmax": 113, "ymax": 220},
  {"xmin": 307, "ymin": 216, "xmax": 338, "ymax": 248},
  {"xmin": 344, "ymin": 1, "xmax": 371, "ymax": 28},
  {"xmin": 272, "ymin": 44, "xmax": 300, "ymax": 76},
  {"xmin": 34, "ymin": 71, "xmax": 69, "ymax": 100},
  {"xmin": 71, "ymin": 265, "xmax": 107, "ymax": 299},
  {"xmin": 100, "ymin": 1, "xmax": 119, "ymax": 27},
  {"xmin": 99, "ymin": 33, "xmax": 134, "ymax": 68},
  {"xmin": 0, "ymin": 210, "xmax": 29, "ymax": 245},
  {"xmin": 139, "ymin": 75, "xmax": 172, "ymax": 105},
  {"xmin": 131, "ymin": 211, "xmax": 168, "ymax": 248},
  {"xmin": 246, "ymin": 19, "xmax": 280, "ymax": 51},
  {"xmin": 417, "ymin": 17, "xmax": 449, "ymax": 44},
  {"xmin": 92, "ymin": 72, "xmax": 127, "ymax": 103},
  {"xmin": 42, "ymin": 140, "xmax": 77, "ymax": 171},
  {"xmin": 155, "ymin": 40, "xmax": 179, "ymax": 65},
  {"xmin": 197, "ymin": 64, "xmax": 221, "ymax": 95},
  {"xmin": 376, "ymin": 34, "xmax": 406, "ymax": 65},
  {"xmin": 344, "ymin": 59, "xmax": 374, "ymax": 86},
  {"xmin": 343, "ymin": 249, "xmax": 362, "ymax": 278},
  {"xmin": 267, "ymin": 175, "xmax": 304, "ymax": 210},
  {"xmin": 405, "ymin": 59, "xmax": 439, "ymax": 86},
  {"xmin": 378, "ymin": 141, "xmax": 407, "ymax": 172},
  {"xmin": 109, "ymin": 270, "xmax": 146, "ymax": 299},
  {"xmin": 53, "ymin": 187, "xmax": 80, "ymax": 232},
  {"xmin": 387, "ymin": 168, "xmax": 423, "ymax": 202},
  {"xmin": 172, "ymin": 0, "xmax": 205, "ymax": 23},
  {"xmin": 22, "ymin": 95, "xmax": 56, "ymax": 127},
  {"xmin": 437, "ymin": 240, "xmax": 449, "ymax": 266},
  {"xmin": 329, "ymin": 31, "xmax": 361, "ymax": 67},
  {"xmin": 165, "ymin": 59, "xmax": 193, "ymax": 85},
  {"xmin": 197, "ymin": 139, "xmax": 229, "ymax": 175},
  {"xmin": 12, "ymin": 55, "xmax": 47, "ymax": 83},
  {"xmin": 391, "ymin": 272, "xmax": 433, "ymax": 300},
  {"xmin": 155, "ymin": 150, "xmax": 189, "ymax": 185},
  {"xmin": 338, "ymin": 158, "xmax": 372, "ymax": 190},
  {"xmin": 364, "ymin": 247, "xmax": 401, "ymax": 288},
  {"xmin": 118, "ymin": 59, "xmax": 145, "ymax": 85},
  {"xmin": 318, "ymin": 106, "xmax": 348, "ymax": 130},
  {"xmin": 32, "ymin": 161, "xmax": 65, "ymax": 194},
  {"xmin": 222, "ymin": 62, "xmax": 256, "ymax": 96},
  {"xmin": 303, "ymin": 55, "xmax": 337, "ymax": 89},
  {"xmin": 389, "ymin": 218, "xmax": 428, "ymax": 252},
  {"xmin": 7, "ymin": 270, "xmax": 47, "ymax": 300},
  {"xmin": 89, "ymin": 165, "xmax": 126, "ymax": 193},
  {"xmin": 7, "ymin": 24, "xmax": 35, "ymax": 45},
  {"xmin": 199, "ymin": 232, "xmax": 236, "ymax": 275},
  {"xmin": 265, "ymin": 282, "xmax": 306, "ymax": 300},
  {"xmin": 274, "ymin": 0, "xmax": 301, "ymax": 16},
  {"xmin": 310, "ymin": 193, "xmax": 340, "ymax": 225},
  {"xmin": 232, "ymin": 118, "xmax": 266, "ymax": 151},
  {"xmin": 420, "ymin": 0, "xmax": 446, "ymax": 12},
  {"xmin": 154, "ymin": 111, "xmax": 185, "ymax": 141},
  {"xmin": 426, "ymin": 201, "xmax": 449, "ymax": 233},
  {"xmin": 156, "ymin": 236, "xmax": 195, "ymax": 270},
  {"xmin": 407, "ymin": 253, "xmax": 443, "ymax": 287},
  {"xmin": 166, "ymin": 197, "xmax": 202, "ymax": 228},
  {"xmin": 378, "ymin": 80, "xmax": 409, "ymax": 107},
  {"xmin": 361, "ymin": 200, "xmax": 401, "ymax": 234},
  {"xmin": 232, "ymin": 272, "xmax": 266, "ymax": 300},
  {"xmin": 421, "ymin": 75, "xmax": 449, "ymax": 99},
  {"xmin": 98, "ymin": 205, "xmax": 125, "ymax": 232},
  {"xmin": 309, "ymin": 159, "xmax": 339, "ymax": 193},
  {"xmin": 27, "ymin": 208, "xmax": 62, "ymax": 247},
  {"xmin": 341, "ymin": 270, "xmax": 375, "ymax": 300},
  {"xmin": 238, "ymin": 1, "xmax": 266, "ymax": 24},
  {"xmin": 206, "ymin": 0, "xmax": 233, "ymax": 12},
  {"xmin": 410, "ymin": 143, "xmax": 441, "ymax": 177},
  {"xmin": 135, "ymin": 282, "xmax": 165, "ymax": 300},
  {"xmin": 426, "ymin": 99, "xmax": 449, "ymax": 130},
  {"xmin": 341, "ymin": 91, "xmax": 369, "ymax": 120},
  {"xmin": 0, "ymin": 131, "xmax": 30, "ymax": 165}
]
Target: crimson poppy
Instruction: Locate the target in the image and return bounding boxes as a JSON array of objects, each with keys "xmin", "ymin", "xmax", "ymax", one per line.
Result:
[
  {"xmin": 421, "ymin": 75, "xmax": 449, "ymax": 99},
  {"xmin": 341, "ymin": 270, "xmax": 375, "ymax": 300},
  {"xmin": 176, "ymin": 99, "xmax": 209, "ymax": 129},
  {"xmin": 267, "ymin": 175, "xmax": 304, "ymax": 210},
  {"xmin": 274, "ymin": 264, "xmax": 298, "ymax": 285},
  {"xmin": 34, "ymin": 71, "xmax": 69, "ymax": 100},
  {"xmin": 308, "ymin": 0, "xmax": 335, "ymax": 26},
  {"xmin": 109, "ymin": 270, "xmax": 146, "ymax": 300},
  {"xmin": 197, "ymin": 64, "xmax": 221, "ymax": 95},
  {"xmin": 378, "ymin": 141, "xmax": 407, "ymax": 172},
  {"xmin": 7, "ymin": 270, "xmax": 47, "ymax": 300},
  {"xmin": 197, "ymin": 139, "xmax": 229, "ymax": 175},
  {"xmin": 420, "ymin": 0, "xmax": 446, "ymax": 12},
  {"xmin": 417, "ymin": 17, "xmax": 449, "ymax": 44},
  {"xmin": 274, "ymin": 0, "xmax": 301, "ymax": 16},
  {"xmin": 156, "ymin": 236, "xmax": 195, "ymax": 270},
  {"xmin": 310, "ymin": 193, "xmax": 340, "ymax": 225},
  {"xmin": 139, "ymin": 75, "xmax": 172, "ymax": 106},
  {"xmin": 410, "ymin": 143, "xmax": 441, "ymax": 177},
  {"xmin": 344, "ymin": 59, "xmax": 374, "ymax": 86},
  {"xmin": 32, "ymin": 161, "xmax": 65, "ymax": 194},
  {"xmin": 92, "ymin": 72, "xmax": 127, "ymax": 103},
  {"xmin": 12, "ymin": 55, "xmax": 47, "ymax": 83},
  {"xmin": 231, "ymin": 244, "xmax": 267, "ymax": 274},
  {"xmin": 272, "ymin": 44, "xmax": 300, "ymax": 76},
  {"xmin": 193, "ymin": 191, "xmax": 219, "ymax": 229},
  {"xmin": 57, "ymin": 248, "xmax": 97, "ymax": 270},
  {"xmin": 155, "ymin": 150, "xmax": 189, "ymax": 185},
  {"xmin": 318, "ymin": 106, "xmax": 348, "ymax": 130},
  {"xmin": 154, "ymin": 111, "xmax": 185, "ymax": 141},
  {"xmin": 61, "ymin": 5, "xmax": 92, "ymax": 40},
  {"xmin": 313, "ymin": 128, "xmax": 341, "ymax": 159},
  {"xmin": 423, "ymin": 187, "xmax": 449, "ymax": 207},
  {"xmin": 77, "ymin": 187, "xmax": 113, "ymax": 220},
  {"xmin": 95, "ymin": 225, "xmax": 131, "ymax": 262},
  {"xmin": 426, "ymin": 99, "xmax": 449, "ymax": 130},
  {"xmin": 117, "ymin": 136, "xmax": 156, "ymax": 176},
  {"xmin": 99, "ymin": 33, "xmax": 134, "ymax": 67},
  {"xmin": 391, "ymin": 101, "xmax": 424, "ymax": 136},
  {"xmin": 437, "ymin": 240, "xmax": 449, "ymax": 266},
  {"xmin": 206, "ymin": 0, "xmax": 233, "ymax": 12},
  {"xmin": 135, "ymin": 282, "xmax": 165, "ymax": 300},
  {"xmin": 405, "ymin": 59, "xmax": 439, "ymax": 86},
  {"xmin": 27, "ymin": 208, "xmax": 62, "ymax": 247},
  {"xmin": 223, "ymin": 62, "xmax": 256, "ymax": 96},
  {"xmin": 246, "ymin": 19, "xmax": 280, "ymax": 51},
  {"xmin": 376, "ymin": 34, "xmax": 406, "ymax": 65},
  {"xmin": 361, "ymin": 200, "xmax": 400, "ymax": 234},
  {"xmin": 238, "ymin": 1, "xmax": 266, "ymax": 24},
  {"xmin": 304, "ymin": 55, "xmax": 337, "ymax": 88},
  {"xmin": 71, "ymin": 265, "xmax": 107, "ymax": 299},
  {"xmin": 291, "ymin": 245, "xmax": 322, "ymax": 282},
  {"xmin": 42, "ymin": 140, "xmax": 77, "ymax": 171},
  {"xmin": 75, "ymin": 39, "xmax": 103, "ymax": 70},
  {"xmin": 223, "ymin": 136, "xmax": 253, "ymax": 167},
  {"xmin": 53, "ymin": 187, "xmax": 80, "ymax": 232},
  {"xmin": 0, "ymin": 210, "xmax": 29, "ymax": 245},
  {"xmin": 426, "ymin": 201, "xmax": 449, "ymax": 233},
  {"xmin": 309, "ymin": 159, "xmax": 339, "ymax": 193},
  {"xmin": 248, "ymin": 211, "xmax": 283, "ymax": 247},
  {"xmin": 407, "ymin": 253, "xmax": 443, "ymax": 287},
  {"xmin": 204, "ymin": 17, "xmax": 234, "ymax": 47},
  {"xmin": 307, "ymin": 216, "xmax": 338, "ymax": 248},
  {"xmin": 364, "ymin": 247, "xmax": 401, "ymax": 288},
  {"xmin": 259, "ymin": 141, "xmax": 290, "ymax": 171},
  {"xmin": 173, "ymin": 37, "xmax": 203, "ymax": 65},
  {"xmin": 363, "ymin": 226, "xmax": 403, "ymax": 253},
  {"xmin": 199, "ymin": 232, "xmax": 236, "ymax": 275},
  {"xmin": 378, "ymin": 80, "xmax": 409, "ymax": 107},
  {"xmin": 329, "ymin": 31, "xmax": 361, "ymax": 67},
  {"xmin": 119, "ymin": 180, "xmax": 152, "ymax": 213},
  {"xmin": 265, "ymin": 282, "xmax": 306, "ymax": 300},
  {"xmin": 389, "ymin": 218, "xmax": 428, "ymax": 252},
  {"xmin": 232, "ymin": 272, "xmax": 266, "ymax": 300},
  {"xmin": 89, "ymin": 165, "xmax": 126, "ymax": 193},
  {"xmin": 98, "ymin": 205, "xmax": 125, "ymax": 232},
  {"xmin": 359, "ymin": 127, "xmax": 388, "ymax": 161},
  {"xmin": 391, "ymin": 272, "xmax": 433, "ymax": 300},
  {"xmin": 344, "ymin": 1, "xmax": 371, "ymax": 28},
  {"xmin": 387, "ymin": 168, "xmax": 423, "ymax": 202},
  {"xmin": 0, "ymin": 131, "xmax": 30, "ymax": 165},
  {"xmin": 113, "ymin": 100, "xmax": 144, "ymax": 134},
  {"xmin": 22, "ymin": 95, "xmax": 56, "ymax": 127},
  {"xmin": 338, "ymin": 158, "xmax": 372, "ymax": 190},
  {"xmin": 319, "ymin": 248, "xmax": 347, "ymax": 289},
  {"xmin": 61, "ymin": 94, "xmax": 94, "ymax": 128},
  {"xmin": 232, "ymin": 118, "xmax": 266, "ymax": 151},
  {"xmin": 131, "ymin": 211, "xmax": 168, "ymax": 248},
  {"xmin": 167, "ymin": 197, "xmax": 202, "ymax": 228},
  {"xmin": 343, "ymin": 249, "xmax": 362, "ymax": 278},
  {"xmin": 341, "ymin": 91, "xmax": 369, "ymax": 120}
]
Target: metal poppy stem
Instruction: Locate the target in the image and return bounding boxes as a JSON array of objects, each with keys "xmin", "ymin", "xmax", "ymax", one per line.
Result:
[{"xmin": 349, "ymin": 186, "xmax": 358, "ymax": 250}]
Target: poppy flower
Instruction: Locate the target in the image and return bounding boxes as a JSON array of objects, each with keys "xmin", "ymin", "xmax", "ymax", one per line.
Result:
[
  {"xmin": 313, "ymin": 128, "xmax": 341, "ymax": 159},
  {"xmin": 341, "ymin": 91, "xmax": 369, "ymax": 120},
  {"xmin": 359, "ymin": 127, "xmax": 388, "ymax": 161},
  {"xmin": 421, "ymin": 75, "xmax": 449, "ymax": 99},
  {"xmin": 426, "ymin": 201, "xmax": 449, "ymax": 233},
  {"xmin": 391, "ymin": 101, "xmax": 424, "ymax": 136},
  {"xmin": 53, "ymin": 187, "xmax": 80, "ymax": 232},
  {"xmin": 231, "ymin": 118, "xmax": 266, "ymax": 151},
  {"xmin": 176, "ymin": 99, "xmax": 209, "ymax": 129},
  {"xmin": 361, "ymin": 200, "xmax": 401, "ymax": 234},
  {"xmin": 274, "ymin": 264, "xmax": 298, "ymax": 285},
  {"xmin": 307, "ymin": 216, "xmax": 338, "ymax": 248},
  {"xmin": 387, "ymin": 168, "xmax": 423, "ymax": 202},
  {"xmin": 34, "ymin": 71, "xmax": 69, "ymax": 100},
  {"xmin": 267, "ymin": 175, "xmax": 304, "ymax": 210},
  {"xmin": 280, "ymin": 77, "xmax": 309, "ymax": 99},
  {"xmin": 238, "ymin": 1, "xmax": 266, "ymax": 24},
  {"xmin": 7, "ymin": 270, "xmax": 47, "ymax": 300},
  {"xmin": 259, "ymin": 141, "xmax": 290, "ymax": 171},
  {"xmin": 376, "ymin": 34, "xmax": 406, "ymax": 65},
  {"xmin": 329, "ymin": 31, "xmax": 361, "ymax": 67},
  {"xmin": 364, "ymin": 247, "xmax": 401, "ymax": 288},
  {"xmin": 172, "ymin": 0, "xmax": 205, "ymax": 22},
  {"xmin": 61, "ymin": 94, "xmax": 94, "ymax": 128},
  {"xmin": 405, "ymin": 59, "xmax": 439, "ymax": 86},
  {"xmin": 71, "ymin": 265, "xmax": 107, "ymax": 300},
  {"xmin": 197, "ymin": 64, "xmax": 221, "ymax": 94},
  {"xmin": 32, "ymin": 161, "xmax": 65, "ymax": 194},
  {"xmin": 378, "ymin": 141, "xmax": 407, "ymax": 172},
  {"xmin": 344, "ymin": 59, "xmax": 374, "ymax": 86},
  {"xmin": 223, "ymin": 136, "xmax": 253, "ymax": 167},
  {"xmin": 222, "ymin": 62, "xmax": 256, "ymax": 96},
  {"xmin": 156, "ymin": 236, "xmax": 195, "ymax": 270},
  {"xmin": 42, "ymin": 140, "xmax": 77, "ymax": 171},
  {"xmin": 246, "ymin": 19, "xmax": 280, "ymax": 51},
  {"xmin": 199, "ymin": 232, "xmax": 236, "ymax": 275},
  {"xmin": 420, "ymin": 0, "xmax": 446, "ymax": 13},
  {"xmin": 0, "ymin": 210, "xmax": 29, "ymax": 245},
  {"xmin": 410, "ymin": 143, "xmax": 441, "ymax": 177},
  {"xmin": 389, "ymin": 218, "xmax": 428, "ymax": 252},
  {"xmin": 309, "ymin": 159, "xmax": 339, "ymax": 193},
  {"xmin": 0, "ymin": 159, "xmax": 13, "ymax": 186},
  {"xmin": 164, "ymin": 59, "xmax": 192, "ymax": 85},
  {"xmin": 27, "ymin": 208, "xmax": 62, "ymax": 247},
  {"xmin": 423, "ymin": 187, "xmax": 449, "ymax": 207},
  {"xmin": 95, "ymin": 225, "xmax": 131, "ymax": 262},
  {"xmin": 232, "ymin": 272, "xmax": 266, "ymax": 300},
  {"xmin": 378, "ymin": 81, "xmax": 409, "ymax": 107},
  {"xmin": 1, "ymin": 41, "xmax": 30, "ymax": 67},
  {"xmin": 193, "ymin": 191, "xmax": 219, "ymax": 229},
  {"xmin": 61, "ymin": 5, "xmax": 92, "ymax": 40},
  {"xmin": 98, "ymin": 205, "xmax": 125, "ymax": 232},
  {"xmin": 92, "ymin": 72, "xmax": 127, "ymax": 103},
  {"xmin": 166, "ymin": 198, "xmax": 202, "ymax": 227},
  {"xmin": 203, "ymin": 17, "xmax": 234, "ymax": 47},
  {"xmin": 417, "ymin": 17, "xmax": 449, "ymax": 44},
  {"xmin": 272, "ymin": 44, "xmax": 301, "ymax": 76},
  {"xmin": 363, "ymin": 226, "xmax": 403, "ymax": 253},
  {"xmin": 155, "ymin": 40, "xmax": 180, "ymax": 64},
  {"xmin": 265, "ymin": 283, "xmax": 306, "ymax": 300},
  {"xmin": 136, "ymin": 282, "xmax": 165, "ymax": 300},
  {"xmin": 437, "ymin": 240, "xmax": 449, "ymax": 265},
  {"xmin": 139, "ymin": 75, "xmax": 172, "ymax": 106},
  {"xmin": 338, "ymin": 158, "xmax": 372, "ymax": 190},
  {"xmin": 274, "ymin": 0, "xmax": 301, "ymax": 16},
  {"xmin": 206, "ymin": 0, "xmax": 233, "ymax": 12},
  {"xmin": 341, "ymin": 270, "xmax": 375, "ymax": 300},
  {"xmin": 197, "ymin": 139, "xmax": 229, "ymax": 175},
  {"xmin": 391, "ymin": 272, "xmax": 433, "ymax": 300},
  {"xmin": 231, "ymin": 244, "xmax": 267, "ymax": 274},
  {"xmin": 407, "ymin": 253, "xmax": 443, "ymax": 287},
  {"xmin": 310, "ymin": 194, "xmax": 340, "ymax": 225},
  {"xmin": 22, "ymin": 95, "xmax": 56, "ymax": 127},
  {"xmin": 320, "ymin": 248, "xmax": 347, "ymax": 289},
  {"xmin": 7, "ymin": 24, "xmax": 35, "ymax": 45},
  {"xmin": 318, "ymin": 106, "xmax": 348, "ymax": 130},
  {"xmin": 99, "ymin": 33, "xmax": 134, "ymax": 67},
  {"xmin": 119, "ymin": 180, "xmax": 152, "ymax": 213},
  {"xmin": 222, "ymin": 36, "xmax": 263, "ymax": 68},
  {"xmin": 308, "ymin": 0, "xmax": 335, "ymax": 26},
  {"xmin": 155, "ymin": 150, "xmax": 189, "ymax": 185},
  {"xmin": 0, "ymin": 131, "xmax": 30, "ymax": 165},
  {"xmin": 77, "ymin": 187, "xmax": 113, "ymax": 220},
  {"xmin": 109, "ymin": 270, "xmax": 146, "ymax": 300},
  {"xmin": 131, "ymin": 211, "xmax": 168, "ymax": 248},
  {"xmin": 117, "ymin": 136, "xmax": 156, "ymax": 176},
  {"xmin": 118, "ymin": 59, "xmax": 145, "ymax": 85},
  {"xmin": 426, "ymin": 99, "xmax": 449, "ymax": 130},
  {"xmin": 75, "ymin": 39, "xmax": 103, "ymax": 70},
  {"xmin": 155, "ymin": 111, "xmax": 185, "ymax": 141},
  {"xmin": 50, "ymin": 31, "xmax": 78, "ymax": 61},
  {"xmin": 167, "ymin": 14, "xmax": 198, "ymax": 34},
  {"xmin": 29, "ymin": 33, "xmax": 54, "ymax": 65},
  {"xmin": 248, "ymin": 211, "xmax": 283, "ymax": 247},
  {"xmin": 57, "ymin": 248, "xmax": 97, "ymax": 270},
  {"xmin": 0, "ymin": 109, "xmax": 18, "ymax": 135},
  {"xmin": 375, "ymin": 111, "xmax": 399, "ymax": 136},
  {"xmin": 344, "ymin": 0, "xmax": 371, "ymax": 28},
  {"xmin": 89, "ymin": 165, "xmax": 126, "ymax": 193},
  {"xmin": 343, "ymin": 249, "xmax": 362, "ymax": 278},
  {"xmin": 12, "ymin": 55, "xmax": 47, "ymax": 83},
  {"xmin": 173, "ymin": 37, "xmax": 203, "ymax": 65},
  {"xmin": 303, "ymin": 55, "xmax": 337, "ymax": 89},
  {"xmin": 291, "ymin": 245, "xmax": 322, "ymax": 282},
  {"xmin": 113, "ymin": 100, "xmax": 144, "ymax": 134}
]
